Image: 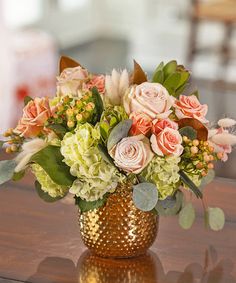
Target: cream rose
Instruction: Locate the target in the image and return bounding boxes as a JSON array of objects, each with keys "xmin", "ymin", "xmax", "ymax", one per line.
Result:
[
  {"xmin": 150, "ymin": 127, "xmax": 183, "ymax": 157},
  {"xmin": 123, "ymin": 82, "xmax": 175, "ymax": 119},
  {"xmin": 174, "ymin": 95, "xmax": 208, "ymax": 123},
  {"xmin": 110, "ymin": 135, "xmax": 154, "ymax": 174},
  {"xmin": 57, "ymin": 66, "xmax": 89, "ymax": 96},
  {"xmin": 14, "ymin": 97, "xmax": 52, "ymax": 138}
]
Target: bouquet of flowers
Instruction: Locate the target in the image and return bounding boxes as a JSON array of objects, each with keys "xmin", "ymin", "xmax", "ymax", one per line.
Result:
[{"xmin": 1, "ymin": 57, "xmax": 235, "ymax": 231}]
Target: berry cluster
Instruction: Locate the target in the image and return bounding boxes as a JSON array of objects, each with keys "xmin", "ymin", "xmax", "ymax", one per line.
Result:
[{"xmin": 3, "ymin": 128, "xmax": 24, "ymax": 153}]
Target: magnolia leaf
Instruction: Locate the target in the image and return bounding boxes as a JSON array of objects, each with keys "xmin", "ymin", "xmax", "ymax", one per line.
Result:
[
  {"xmin": 179, "ymin": 202, "xmax": 196, "ymax": 229},
  {"xmin": 179, "ymin": 170, "xmax": 203, "ymax": 198},
  {"xmin": 177, "ymin": 71, "xmax": 190, "ymax": 89},
  {"xmin": 131, "ymin": 60, "xmax": 147, "ymax": 85},
  {"xmin": 0, "ymin": 141, "xmax": 5, "ymax": 148},
  {"xmin": 200, "ymin": 170, "xmax": 215, "ymax": 188},
  {"xmin": 206, "ymin": 207, "xmax": 225, "ymax": 231},
  {"xmin": 12, "ymin": 170, "xmax": 25, "ymax": 181},
  {"xmin": 0, "ymin": 160, "xmax": 17, "ymax": 185},
  {"xmin": 107, "ymin": 119, "xmax": 132, "ymax": 151},
  {"xmin": 31, "ymin": 145, "xmax": 75, "ymax": 186},
  {"xmin": 155, "ymin": 191, "xmax": 183, "ymax": 216},
  {"xmin": 153, "ymin": 61, "xmax": 164, "ymax": 73},
  {"xmin": 179, "ymin": 126, "xmax": 197, "ymax": 140},
  {"xmin": 152, "ymin": 70, "xmax": 164, "ymax": 84},
  {"xmin": 190, "ymin": 90, "xmax": 199, "ymax": 99},
  {"xmin": 91, "ymin": 87, "xmax": 104, "ymax": 124},
  {"xmin": 24, "ymin": 96, "xmax": 33, "ymax": 106},
  {"xmin": 59, "ymin": 56, "xmax": 81, "ymax": 74},
  {"xmin": 35, "ymin": 181, "xmax": 65, "ymax": 203},
  {"xmin": 97, "ymin": 143, "xmax": 116, "ymax": 167},
  {"xmin": 46, "ymin": 124, "xmax": 67, "ymax": 138},
  {"xmin": 163, "ymin": 60, "xmax": 177, "ymax": 78},
  {"xmin": 133, "ymin": 182, "xmax": 158, "ymax": 212},
  {"xmin": 178, "ymin": 118, "xmax": 208, "ymax": 141},
  {"xmin": 163, "ymin": 72, "xmax": 181, "ymax": 96},
  {"xmin": 75, "ymin": 195, "xmax": 108, "ymax": 213}
]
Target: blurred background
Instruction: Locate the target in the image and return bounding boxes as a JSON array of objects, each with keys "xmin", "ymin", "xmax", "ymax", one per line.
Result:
[{"xmin": 0, "ymin": 0, "xmax": 235, "ymax": 178}]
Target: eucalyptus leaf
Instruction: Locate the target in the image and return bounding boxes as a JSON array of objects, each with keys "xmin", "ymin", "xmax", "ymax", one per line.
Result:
[
  {"xmin": 163, "ymin": 72, "xmax": 181, "ymax": 96},
  {"xmin": 206, "ymin": 207, "xmax": 225, "ymax": 231},
  {"xmin": 179, "ymin": 170, "xmax": 203, "ymax": 198},
  {"xmin": 24, "ymin": 96, "xmax": 33, "ymax": 106},
  {"xmin": 31, "ymin": 145, "xmax": 75, "ymax": 186},
  {"xmin": 0, "ymin": 160, "xmax": 17, "ymax": 185},
  {"xmin": 0, "ymin": 141, "xmax": 5, "ymax": 148},
  {"xmin": 155, "ymin": 191, "xmax": 183, "ymax": 216},
  {"xmin": 200, "ymin": 170, "xmax": 215, "ymax": 189},
  {"xmin": 179, "ymin": 126, "xmax": 197, "ymax": 140},
  {"xmin": 35, "ymin": 181, "xmax": 65, "ymax": 202},
  {"xmin": 46, "ymin": 124, "xmax": 67, "ymax": 138},
  {"xmin": 97, "ymin": 143, "xmax": 116, "ymax": 167},
  {"xmin": 107, "ymin": 119, "xmax": 133, "ymax": 151},
  {"xmin": 12, "ymin": 170, "xmax": 25, "ymax": 181},
  {"xmin": 152, "ymin": 70, "xmax": 164, "ymax": 84},
  {"xmin": 91, "ymin": 87, "xmax": 104, "ymax": 124},
  {"xmin": 163, "ymin": 60, "xmax": 177, "ymax": 78},
  {"xmin": 179, "ymin": 202, "xmax": 196, "ymax": 229},
  {"xmin": 133, "ymin": 182, "xmax": 158, "ymax": 212},
  {"xmin": 75, "ymin": 195, "xmax": 108, "ymax": 213}
]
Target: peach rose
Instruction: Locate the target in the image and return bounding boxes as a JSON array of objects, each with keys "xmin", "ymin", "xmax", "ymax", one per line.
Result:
[
  {"xmin": 123, "ymin": 82, "xmax": 175, "ymax": 119},
  {"xmin": 174, "ymin": 95, "xmax": 208, "ymax": 123},
  {"xmin": 150, "ymin": 128, "xmax": 183, "ymax": 157},
  {"xmin": 14, "ymin": 97, "xmax": 52, "ymax": 138},
  {"xmin": 87, "ymin": 75, "xmax": 105, "ymax": 94},
  {"xmin": 129, "ymin": 112, "xmax": 152, "ymax": 136},
  {"xmin": 110, "ymin": 135, "xmax": 154, "ymax": 174},
  {"xmin": 57, "ymin": 66, "xmax": 89, "ymax": 96},
  {"xmin": 152, "ymin": 118, "xmax": 178, "ymax": 136}
]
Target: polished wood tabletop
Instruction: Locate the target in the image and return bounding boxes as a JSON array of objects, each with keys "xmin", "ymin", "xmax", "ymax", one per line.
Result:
[{"xmin": 0, "ymin": 170, "xmax": 236, "ymax": 282}]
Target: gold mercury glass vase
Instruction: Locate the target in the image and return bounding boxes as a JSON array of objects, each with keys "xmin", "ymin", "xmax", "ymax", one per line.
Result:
[{"xmin": 78, "ymin": 183, "xmax": 159, "ymax": 258}]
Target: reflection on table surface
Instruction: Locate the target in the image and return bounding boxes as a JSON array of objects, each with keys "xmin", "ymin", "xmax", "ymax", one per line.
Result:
[{"xmin": 27, "ymin": 247, "xmax": 235, "ymax": 283}]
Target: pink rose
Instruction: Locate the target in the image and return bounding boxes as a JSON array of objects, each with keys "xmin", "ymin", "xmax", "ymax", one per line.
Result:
[
  {"xmin": 129, "ymin": 112, "xmax": 152, "ymax": 136},
  {"xmin": 208, "ymin": 128, "xmax": 232, "ymax": 162},
  {"xmin": 14, "ymin": 97, "xmax": 52, "ymax": 138},
  {"xmin": 57, "ymin": 66, "xmax": 89, "ymax": 96},
  {"xmin": 87, "ymin": 75, "xmax": 105, "ymax": 94},
  {"xmin": 152, "ymin": 118, "xmax": 178, "ymax": 136},
  {"xmin": 150, "ymin": 128, "xmax": 183, "ymax": 157},
  {"xmin": 174, "ymin": 95, "xmax": 208, "ymax": 123},
  {"xmin": 123, "ymin": 82, "xmax": 175, "ymax": 119},
  {"xmin": 110, "ymin": 135, "xmax": 154, "ymax": 174}
]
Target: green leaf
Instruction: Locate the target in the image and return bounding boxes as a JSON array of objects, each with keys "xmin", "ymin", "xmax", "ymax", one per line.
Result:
[
  {"xmin": 190, "ymin": 90, "xmax": 199, "ymax": 99},
  {"xmin": 175, "ymin": 83, "xmax": 188, "ymax": 96},
  {"xmin": 163, "ymin": 60, "xmax": 177, "ymax": 78},
  {"xmin": 35, "ymin": 181, "xmax": 64, "ymax": 203},
  {"xmin": 152, "ymin": 70, "xmax": 164, "ymax": 84},
  {"xmin": 0, "ymin": 160, "xmax": 17, "ymax": 185},
  {"xmin": 206, "ymin": 207, "xmax": 225, "ymax": 231},
  {"xmin": 97, "ymin": 143, "xmax": 116, "ymax": 167},
  {"xmin": 46, "ymin": 124, "xmax": 67, "ymax": 138},
  {"xmin": 163, "ymin": 72, "xmax": 181, "ymax": 96},
  {"xmin": 24, "ymin": 96, "xmax": 33, "ymax": 106},
  {"xmin": 107, "ymin": 119, "xmax": 133, "ymax": 151},
  {"xmin": 31, "ymin": 145, "xmax": 75, "ymax": 186},
  {"xmin": 200, "ymin": 170, "xmax": 215, "ymax": 188},
  {"xmin": 132, "ymin": 182, "xmax": 158, "ymax": 212},
  {"xmin": 179, "ymin": 202, "xmax": 196, "ymax": 229},
  {"xmin": 12, "ymin": 170, "xmax": 25, "ymax": 181},
  {"xmin": 155, "ymin": 190, "xmax": 183, "ymax": 216},
  {"xmin": 153, "ymin": 61, "xmax": 164, "ymax": 73},
  {"xmin": 0, "ymin": 141, "xmax": 5, "ymax": 148},
  {"xmin": 179, "ymin": 126, "xmax": 197, "ymax": 140},
  {"xmin": 75, "ymin": 195, "xmax": 108, "ymax": 213},
  {"xmin": 179, "ymin": 170, "xmax": 203, "ymax": 198},
  {"xmin": 176, "ymin": 71, "xmax": 190, "ymax": 89},
  {"xmin": 91, "ymin": 87, "xmax": 104, "ymax": 123}
]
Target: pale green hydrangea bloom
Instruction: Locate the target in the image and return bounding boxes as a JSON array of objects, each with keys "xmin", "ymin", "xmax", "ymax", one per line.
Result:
[
  {"xmin": 61, "ymin": 123, "xmax": 123, "ymax": 201},
  {"xmin": 31, "ymin": 164, "xmax": 68, "ymax": 198},
  {"xmin": 141, "ymin": 155, "xmax": 181, "ymax": 199}
]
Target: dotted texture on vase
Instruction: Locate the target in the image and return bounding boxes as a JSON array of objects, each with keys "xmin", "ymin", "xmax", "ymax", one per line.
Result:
[{"xmin": 78, "ymin": 183, "xmax": 159, "ymax": 258}]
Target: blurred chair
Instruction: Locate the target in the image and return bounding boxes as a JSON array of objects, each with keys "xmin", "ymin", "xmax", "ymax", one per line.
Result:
[{"xmin": 187, "ymin": 0, "xmax": 236, "ymax": 74}]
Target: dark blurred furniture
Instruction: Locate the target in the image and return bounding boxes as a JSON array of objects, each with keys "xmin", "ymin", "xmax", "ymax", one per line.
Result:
[{"xmin": 187, "ymin": 0, "xmax": 236, "ymax": 74}]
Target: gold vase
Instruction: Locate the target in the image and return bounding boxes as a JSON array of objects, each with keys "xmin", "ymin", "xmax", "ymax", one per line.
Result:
[{"xmin": 78, "ymin": 183, "xmax": 159, "ymax": 258}]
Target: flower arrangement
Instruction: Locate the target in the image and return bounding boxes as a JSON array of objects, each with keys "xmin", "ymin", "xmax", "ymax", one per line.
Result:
[{"xmin": 1, "ymin": 57, "xmax": 236, "ymax": 231}]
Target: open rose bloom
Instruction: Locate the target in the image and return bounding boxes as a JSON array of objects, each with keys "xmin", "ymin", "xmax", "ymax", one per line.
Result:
[{"xmin": 1, "ymin": 57, "xmax": 235, "ymax": 232}]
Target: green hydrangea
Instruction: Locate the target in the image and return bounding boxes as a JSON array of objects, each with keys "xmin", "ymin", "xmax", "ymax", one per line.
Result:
[
  {"xmin": 141, "ymin": 155, "xmax": 181, "ymax": 199},
  {"xmin": 100, "ymin": 106, "xmax": 128, "ymax": 142},
  {"xmin": 61, "ymin": 123, "xmax": 124, "ymax": 201},
  {"xmin": 31, "ymin": 164, "xmax": 68, "ymax": 198}
]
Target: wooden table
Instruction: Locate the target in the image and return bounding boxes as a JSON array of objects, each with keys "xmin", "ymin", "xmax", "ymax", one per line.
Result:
[{"xmin": 0, "ymin": 175, "xmax": 236, "ymax": 283}]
